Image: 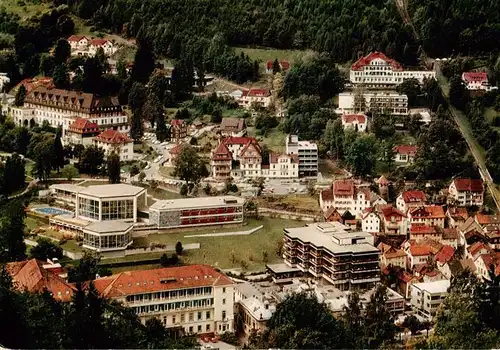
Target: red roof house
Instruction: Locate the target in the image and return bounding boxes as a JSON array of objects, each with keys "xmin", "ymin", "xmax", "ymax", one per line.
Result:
[
  {"xmin": 67, "ymin": 117, "xmax": 100, "ymax": 134},
  {"xmin": 462, "ymin": 72, "xmax": 488, "ymax": 84},
  {"xmin": 94, "ymin": 129, "xmax": 132, "ymax": 144},
  {"xmin": 351, "ymin": 52, "xmax": 403, "ymax": 71}
]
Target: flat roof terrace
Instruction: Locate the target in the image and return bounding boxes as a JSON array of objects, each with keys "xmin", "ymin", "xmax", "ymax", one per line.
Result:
[
  {"xmin": 78, "ymin": 184, "xmax": 146, "ymax": 198},
  {"xmin": 150, "ymin": 195, "xmax": 245, "ymax": 211}
]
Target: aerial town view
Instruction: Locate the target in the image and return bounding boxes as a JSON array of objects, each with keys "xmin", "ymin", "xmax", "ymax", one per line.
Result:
[{"xmin": 0, "ymin": 0, "xmax": 499, "ymax": 349}]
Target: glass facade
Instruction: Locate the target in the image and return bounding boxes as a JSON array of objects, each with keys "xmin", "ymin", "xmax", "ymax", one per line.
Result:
[
  {"xmin": 102, "ymin": 199, "xmax": 134, "ymax": 220},
  {"xmin": 83, "ymin": 230, "xmax": 132, "ymax": 250},
  {"xmin": 78, "ymin": 197, "xmax": 99, "ymax": 219}
]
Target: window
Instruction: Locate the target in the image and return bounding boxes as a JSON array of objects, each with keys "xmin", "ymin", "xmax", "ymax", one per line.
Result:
[
  {"xmin": 222, "ymin": 311, "xmax": 226, "ymax": 320},
  {"xmin": 189, "ymin": 326, "xmax": 193, "ymax": 333},
  {"xmin": 206, "ymin": 324, "xmax": 210, "ymax": 331},
  {"xmin": 222, "ymin": 287, "xmax": 226, "ymax": 293},
  {"xmin": 181, "ymin": 313, "xmax": 185, "ymax": 322},
  {"xmin": 172, "ymin": 315, "xmax": 176, "ymax": 324},
  {"xmin": 198, "ymin": 312, "xmax": 202, "ymax": 320},
  {"xmin": 198, "ymin": 325, "xmax": 202, "ymax": 332},
  {"xmin": 222, "ymin": 298, "xmax": 226, "ymax": 305},
  {"xmin": 206, "ymin": 311, "xmax": 211, "ymax": 319}
]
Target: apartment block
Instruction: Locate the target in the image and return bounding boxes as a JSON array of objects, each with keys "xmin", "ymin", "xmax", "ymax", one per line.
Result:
[
  {"xmin": 338, "ymin": 91, "xmax": 408, "ymax": 116},
  {"xmin": 94, "ymin": 265, "xmax": 234, "ymax": 334},
  {"xmin": 285, "ymin": 134, "xmax": 318, "ymax": 177},
  {"xmin": 282, "ymin": 222, "xmax": 380, "ymax": 291},
  {"xmin": 411, "ymin": 280, "xmax": 450, "ymax": 318}
]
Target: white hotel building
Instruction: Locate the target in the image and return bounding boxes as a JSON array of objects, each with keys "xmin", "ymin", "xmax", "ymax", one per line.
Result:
[
  {"xmin": 337, "ymin": 91, "xmax": 409, "ymax": 116},
  {"xmin": 11, "ymin": 86, "xmax": 129, "ymax": 133},
  {"xmin": 349, "ymin": 51, "xmax": 436, "ymax": 88},
  {"xmin": 94, "ymin": 265, "xmax": 235, "ymax": 334}
]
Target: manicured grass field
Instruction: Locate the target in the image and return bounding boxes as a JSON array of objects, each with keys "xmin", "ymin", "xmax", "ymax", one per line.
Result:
[
  {"xmin": 246, "ymin": 127, "xmax": 286, "ymax": 153},
  {"xmin": 128, "ymin": 218, "xmax": 305, "ymax": 271},
  {"xmin": 234, "ymin": 47, "xmax": 310, "ymax": 64}
]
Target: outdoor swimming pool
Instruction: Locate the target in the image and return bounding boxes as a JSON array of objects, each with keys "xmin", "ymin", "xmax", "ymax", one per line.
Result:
[{"xmin": 32, "ymin": 207, "xmax": 73, "ymax": 216}]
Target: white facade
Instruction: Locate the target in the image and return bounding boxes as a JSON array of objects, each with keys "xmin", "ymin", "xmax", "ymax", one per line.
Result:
[
  {"xmin": 0, "ymin": 73, "xmax": 10, "ymax": 91},
  {"xmin": 337, "ymin": 92, "xmax": 408, "ymax": 116},
  {"xmin": 448, "ymin": 179, "xmax": 484, "ymax": 207},
  {"xmin": 68, "ymin": 36, "xmax": 117, "ymax": 57},
  {"xmin": 285, "ymin": 134, "xmax": 318, "ymax": 177},
  {"xmin": 411, "ymin": 280, "xmax": 450, "ymax": 318},
  {"xmin": 362, "ymin": 212, "xmax": 380, "ymax": 233},
  {"xmin": 320, "ymin": 190, "xmax": 371, "ymax": 218},
  {"xmin": 341, "ymin": 114, "xmax": 367, "ymax": 132},
  {"xmin": 93, "ymin": 137, "xmax": 133, "ymax": 161}
]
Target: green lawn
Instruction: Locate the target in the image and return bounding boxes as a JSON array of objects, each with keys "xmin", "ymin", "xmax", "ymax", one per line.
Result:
[
  {"xmin": 234, "ymin": 47, "xmax": 310, "ymax": 65},
  {"xmin": 247, "ymin": 127, "xmax": 286, "ymax": 153},
  {"xmin": 2, "ymin": 0, "xmax": 51, "ymax": 18},
  {"xmin": 78, "ymin": 179, "xmax": 110, "ymax": 187},
  {"xmin": 130, "ymin": 218, "xmax": 304, "ymax": 271}
]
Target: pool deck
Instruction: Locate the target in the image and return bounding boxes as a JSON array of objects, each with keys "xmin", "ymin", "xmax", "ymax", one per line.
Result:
[{"xmin": 31, "ymin": 206, "xmax": 74, "ymax": 216}]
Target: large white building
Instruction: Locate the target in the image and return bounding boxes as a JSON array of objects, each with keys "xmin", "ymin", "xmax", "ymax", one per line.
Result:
[
  {"xmin": 349, "ymin": 52, "xmax": 435, "ymax": 88},
  {"xmin": 11, "ymin": 86, "xmax": 129, "ymax": 133},
  {"xmin": 448, "ymin": 178, "xmax": 484, "ymax": 207},
  {"xmin": 337, "ymin": 91, "xmax": 408, "ymax": 116},
  {"xmin": 319, "ymin": 180, "xmax": 372, "ymax": 218},
  {"xmin": 411, "ymin": 280, "xmax": 450, "ymax": 318},
  {"xmin": 94, "ymin": 265, "xmax": 235, "ymax": 334},
  {"xmin": 67, "ymin": 35, "xmax": 118, "ymax": 57},
  {"xmin": 285, "ymin": 134, "xmax": 318, "ymax": 177}
]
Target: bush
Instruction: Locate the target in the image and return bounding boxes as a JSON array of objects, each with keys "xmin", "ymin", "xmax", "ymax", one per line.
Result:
[
  {"xmin": 220, "ymin": 332, "xmax": 239, "ymax": 346},
  {"xmin": 180, "ymin": 183, "xmax": 188, "ymax": 196}
]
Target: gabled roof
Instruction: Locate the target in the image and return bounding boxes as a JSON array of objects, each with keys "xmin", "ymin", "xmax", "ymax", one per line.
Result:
[
  {"xmin": 342, "ymin": 114, "xmax": 367, "ymax": 124},
  {"xmin": 401, "ymin": 190, "xmax": 426, "ymax": 203},
  {"xmin": 447, "ymin": 207, "xmax": 469, "ymax": 220},
  {"xmin": 324, "ymin": 207, "xmax": 342, "ymax": 220},
  {"xmin": 376, "ymin": 175, "xmax": 389, "ymax": 186},
  {"xmin": 246, "ymin": 88, "xmax": 271, "ymax": 97},
  {"xmin": 67, "ymin": 35, "xmax": 89, "ymax": 42},
  {"xmin": 321, "ymin": 188, "xmax": 334, "ymax": 201},
  {"xmin": 333, "ymin": 179, "xmax": 354, "ymax": 197},
  {"xmin": 170, "ymin": 119, "xmax": 185, "ymax": 128},
  {"xmin": 90, "ymin": 39, "xmax": 111, "ymax": 46},
  {"xmin": 476, "ymin": 214, "xmax": 500, "ymax": 225},
  {"xmin": 462, "ymin": 72, "xmax": 488, "ymax": 83},
  {"xmin": 409, "ymin": 245, "xmax": 433, "ymax": 257},
  {"xmin": 223, "ymin": 136, "xmax": 257, "ymax": 146},
  {"xmin": 452, "ymin": 178, "xmax": 484, "ymax": 192},
  {"xmin": 94, "ymin": 129, "xmax": 132, "ymax": 144},
  {"xmin": 351, "ymin": 51, "xmax": 403, "ymax": 71},
  {"xmin": 435, "ymin": 245, "xmax": 455, "ymax": 264},
  {"xmin": 468, "ymin": 242, "xmax": 491, "ymax": 257},
  {"xmin": 393, "ymin": 145, "xmax": 417, "ymax": 155},
  {"xmin": 239, "ymin": 141, "xmax": 261, "ymax": 158},
  {"xmin": 5, "ymin": 259, "xmax": 75, "ymax": 302},
  {"xmin": 410, "ymin": 225, "xmax": 437, "ymax": 235},
  {"xmin": 380, "ymin": 205, "xmax": 406, "ymax": 220},
  {"xmin": 269, "ymin": 152, "xmax": 299, "ymax": 164},
  {"xmin": 220, "ymin": 117, "xmax": 245, "ymax": 131},
  {"xmin": 211, "ymin": 142, "xmax": 232, "ymax": 161},
  {"xmin": 68, "ymin": 117, "xmax": 100, "ymax": 134},
  {"xmin": 93, "ymin": 265, "xmax": 233, "ymax": 298},
  {"xmin": 442, "ymin": 228, "xmax": 459, "ymax": 240},
  {"xmin": 266, "ymin": 60, "xmax": 290, "ymax": 70},
  {"xmin": 169, "ymin": 143, "xmax": 187, "ymax": 155},
  {"xmin": 409, "ymin": 205, "xmax": 445, "ymax": 219}
]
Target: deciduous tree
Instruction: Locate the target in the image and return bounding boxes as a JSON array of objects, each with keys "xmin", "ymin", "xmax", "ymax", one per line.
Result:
[{"xmin": 107, "ymin": 152, "xmax": 121, "ymax": 184}]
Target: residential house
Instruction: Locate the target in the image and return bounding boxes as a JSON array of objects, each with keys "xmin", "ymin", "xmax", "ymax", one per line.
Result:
[
  {"xmin": 89, "ymin": 39, "xmax": 116, "ymax": 56},
  {"xmin": 239, "ymin": 141, "xmax": 262, "ymax": 178},
  {"xmin": 397, "ymin": 270, "xmax": 420, "ymax": 299},
  {"xmin": 5, "ymin": 259, "xmax": 75, "ymax": 302},
  {"xmin": 378, "ymin": 243, "xmax": 406, "ymax": 269},
  {"xmin": 68, "ymin": 35, "xmax": 117, "ymax": 57},
  {"xmin": 396, "ymin": 190, "xmax": 426, "ymax": 214},
  {"xmin": 265, "ymin": 60, "xmax": 290, "ymax": 74},
  {"xmin": 223, "ymin": 137, "xmax": 258, "ymax": 161},
  {"xmin": 170, "ymin": 119, "xmax": 187, "ymax": 143},
  {"xmin": 409, "ymin": 225, "xmax": 441, "ymax": 242},
  {"xmin": 441, "ymin": 228, "xmax": 459, "ymax": 248},
  {"xmin": 473, "ymin": 252, "xmax": 500, "ymax": 281},
  {"xmin": 93, "ymin": 265, "xmax": 235, "ymax": 334},
  {"xmin": 435, "ymin": 246, "xmax": 455, "ymax": 279},
  {"xmin": 93, "ymin": 129, "xmax": 133, "ymax": 161},
  {"xmin": 475, "ymin": 214, "xmax": 500, "ymax": 233},
  {"xmin": 64, "ymin": 117, "xmax": 100, "ymax": 146},
  {"xmin": 319, "ymin": 180, "xmax": 371, "ymax": 218},
  {"xmin": 210, "ymin": 142, "xmax": 232, "ymax": 180},
  {"xmin": 461, "ymin": 72, "xmax": 490, "ymax": 91},
  {"xmin": 446, "ymin": 207, "xmax": 469, "ymax": 228},
  {"xmin": 393, "ymin": 145, "xmax": 417, "ymax": 164},
  {"xmin": 239, "ymin": 89, "xmax": 271, "ymax": 109},
  {"xmin": 408, "ymin": 205, "xmax": 446, "ymax": 229},
  {"xmin": 341, "ymin": 114, "xmax": 368, "ymax": 132},
  {"xmin": 285, "ymin": 134, "xmax": 318, "ymax": 177},
  {"xmin": 350, "ymin": 51, "xmax": 436, "ymax": 88},
  {"xmin": 362, "ymin": 208, "xmax": 380, "ymax": 233},
  {"xmin": 448, "ymin": 178, "xmax": 484, "ymax": 206},
  {"xmin": 166, "ymin": 143, "xmax": 186, "ymax": 165},
  {"xmin": 467, "ymin": 241, "xmax": 492, "ymax": 261},
  {"xmin": 324, "ymin": 207, "xmax": 343, "ymax": 223},
  {"xmin": 264, "ymin": 153, "xmax": 299, "ymax": 179},
  {"xmin": 404, "ymin": 238, "xmax": 443, "ymax": 270},
  {"xmin": 379, "ymin": 205, "xmax": 408, "ymax": 236},
  {"xmin": 220, "ymin": 118, "xmax": 246, "ymax": 136},
  {"xmin": 67, "ymin": 35, "xmax": 90, "ymax": 51},
  {"xmin": 411, "ymin": 280, "xmax": 450, "ymax": 318},
  {"xmin": 234, "ymin": 283, "xmax": 275, "ymax": 336},
  {"xmin": 458, "ymin": 216, "xmax": 485, "ymax": 246}
]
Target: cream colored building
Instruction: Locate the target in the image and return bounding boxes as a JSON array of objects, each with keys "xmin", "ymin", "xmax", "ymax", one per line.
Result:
[
  {"xmin": 93, "ymin": 129, "xmax": 134, "ymax": 161},
  {"xmin": 94, "ymin": 265, "xmax": 235, "ymax": 334}
]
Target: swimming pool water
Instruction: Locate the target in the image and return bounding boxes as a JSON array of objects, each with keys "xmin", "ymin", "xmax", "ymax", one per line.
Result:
[{"xmin": 33, "ymin": 207, "xmax": 73, "ymax": 216}]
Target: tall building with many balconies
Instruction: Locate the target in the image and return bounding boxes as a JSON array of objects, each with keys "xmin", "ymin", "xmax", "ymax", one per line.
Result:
[
  {"xmin": 282, "ymin": 222, "xmax": 380, "ymax": 291},
  {"xmin": 93, "ymin": 265, "xmax": 235, "ymax": 334},
  {"xmin": 285, "ymin": 134, "xmax": 318, "ymax": 177}
]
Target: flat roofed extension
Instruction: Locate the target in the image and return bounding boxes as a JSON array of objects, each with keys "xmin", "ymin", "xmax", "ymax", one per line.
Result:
[
  {"xmin": 78, "ymin": 184, "xmax": 146, "ymax": 198},
  {"xmin": 150, "ymin": 195, "xmax": 245, "ymax": 211}
]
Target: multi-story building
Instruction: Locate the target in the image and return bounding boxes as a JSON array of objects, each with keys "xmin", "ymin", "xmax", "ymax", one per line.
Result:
[
  {"xmin": 264, "ymin": 153, "xmax": 299, "ymax": 178},
  {"xmin": 149, "ymin": 196, "xmax": 245, "ymax": 229},
  {"xmin": 337, "ymin": 91, "xmax": 408, "ymax": 116},
  {"xmin": 234, "ymin": 283, "xmax": 275, "ymax": 336},
  {"xmin": 409, "ymin": 225, "xmax": 441, "ymax": 242},
  {"xmin": 461, "ymin": 72, "xmax": 491, "ymax": 91},
  {"xmin": 377, "ymin": 243, "xmax": 406, "ymax": 269},
  {"xmin": 64, "ymin": 117, "xmax": 100, "ymax": 146},
  {"xmin": 11, "ymin": 86, "xmax": 129, "ymax": 133},
  {"xmin": 285, "ymin": 134, "xmax": 318, "ymax": 177},
  {"xmin": 393, "ymin": 145, "xmax": 417, "ymax": 164},
  {"xmin": 349, "ymin": 51, "xmax": 436, "ymax": 88},
  {"xmin": 396, "ymin": 190, "xmax": 426, "ymax": 214},
  {"xmin": 170, "ymin": 119, "xmax": 187, "ymax": 143},
  {"xmin": 93, "ymin": 265, "xmax": 235, "ymax": 334},
  {"xmin": 341, "ymin": 114, "xmax": 368, "ymax": 132},
  {"xmin": 239, "ymin": 89, "xmax": 272, "ymax": 109},
  {"xmin": 361, "ymin": 209, "xmax": 380, "ymax": 233},
  {"xmin": 67, "ymin": 35, "xmax": 117, "ymax": 56},
  {"xmin": 448, "ymin": 178, "xmax": 484, "ymax": 206},
  {"xmin": 211, "ymin": 142, "xmax": 233, "ymax": 180},
  {"xmin": 408, "ymin": 205, "xmax": 446, "ymax": 229},
  {"xmin": 282, "ymin": 222, "xmax": 380, "ymax": 291},
  {"xmin": 220, "ymin": 118, "xmax": 246, "ymax": 137},
  {"xmin": 93, "ymin": 129, "xmax": 134, "ymax": 161},
  {"xmin": 319, "ymin": 180, "xmax": 371, "ymax": 218},
  {"xmin": 239, "ymin": 141, "xmax": 262, "ymax": 177},
  {"xmin": 411, "ymin": 280, "xmax": 450, "ymax": 318},
  {"xmin": 380, "ymin": 205, "xmax": 408, "ymax": 236}
]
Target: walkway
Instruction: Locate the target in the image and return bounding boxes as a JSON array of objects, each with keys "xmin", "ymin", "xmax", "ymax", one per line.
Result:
[{"xmin": 184, "ymin": 225, "xmax": 263, "ymax": 238}]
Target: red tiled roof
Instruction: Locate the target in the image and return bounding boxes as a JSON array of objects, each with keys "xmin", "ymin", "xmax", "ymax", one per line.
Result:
[
  {"xmin": 169, "ymin": 143, "xmax": 186, "ymax": 155},
  {"xmin": 381, "ymin": 205, "xmax": 406, "ymax": 220},
  {"xmin": 94, "ymin": 129, "xmax": 132, "ymax": 144},
  {"xmin": 324, "ymin": 207, "xmax": 341, "ymax": 220},
  {"xmin": 222, "ymin": 137, "xmax": 257, "ymax": 146},
  {"xmin": 452, "ymin": 178, "xmax": 484, "ymax": 192},
  {"xmin": 170, "ymin": 119, "xmax": 185, "ymax": 128},
  {"xmin": 342, "ymin": 114, "xmax": 366, "ymax": 124},
  {"xmin": 239, "ymin": 141, "xmax": 261, "ymax": 158},
  {"xmin": 442, "ymin": 228, "xmax": 459, "ymax": 240},
  {"xmin": 211, "ymin": 142, "xmax": 232, "ymax": 161},
  {"xmin": 68, "ymin": 117, "xmax": 100, "ymax": 134},
  {"xmin": 5, "ymin": 259, "xmax": 75, "ymax": 302},
  {"xmin": 462, "ymin": 72, "xmax": 488, "ymax": 83},
  {"xmin": 376, "ymin": 175, "xmax": 389, "ymax": 186},
  {"xmin": 351, "ymin": 51, "xmax": 403, "ymax": 71},
  {"xmin": 409, "ymin": 205, "xmax": 445, "ymax": 219},
  {"xmin": 393, "ymin": 145, "xmax": 417, "ymax": 155},
  {"xmin": 266, "ymin": 60, "xmax": 290, "ymax": 70},
  {"xmin": 247, "ymin": 88, "xmax": 270, "ymax": 97},
  {"xmin": 67, "ymin": 35, "xmax": 88, "ymax": 42},
  {"xmin": 399, "ymin": 271, "xmax": 415, "ymax": 283},
  {"xmin": 447, "ymin": 207, "xmax": 469, "ymax": 220},
  {"xmin": 321, "ymin": 188, "xmax": 334, "ymax": 201},
  {"xmin": 15, "ymin": 77, "xmax": 54, "ymax": 93},
  {"xmin": 435, "ymin": 245, "xmax": 455, "ymax": 263},
  {"xmin": 409, "ymin": 245, "xmax": 433, "ymax": 257},
  {"xmin": 410, "ymin": 225, "xmax": 436, "ymax": 235},
  {"xmin": 469, "ymin": 242, "xmax": 491, "ymax": 257},
  {"xmin": 93, "ymin": 265, "xmax": 233, "ymax": 298},
  {"xmin": 402, "ymin": 190, "xmax": 426, "ymax": 203},
  {"xmin": 333, "ymin": 179, "xmax": 354, "ymax": 197},
  {"xmin": 90, "ymin": 39, "xmax": 110, "ymax": 46}
]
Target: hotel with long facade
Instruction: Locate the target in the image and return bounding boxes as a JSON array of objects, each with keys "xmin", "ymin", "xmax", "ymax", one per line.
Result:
[
  {"xmin": 11, "ymin": 86, "xmax": 129, "ymax": 133},
  {"xmin": 149, "ymin": 196, "xmax": 245, "ymax": 229},
  {"xmin": 282, "ymin": 222, "xmax": 380, "ymax": 291},
  {"xmin": 337, "ymin": 91, "xmax": 409, "ymax": 116},
  {"xmin": 93, "ymin": 265, "xmax": 235, "ymax": 335},
  {"xmin": 349, "ymin": 51, "xmax": 436, "ymax": 88}
]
